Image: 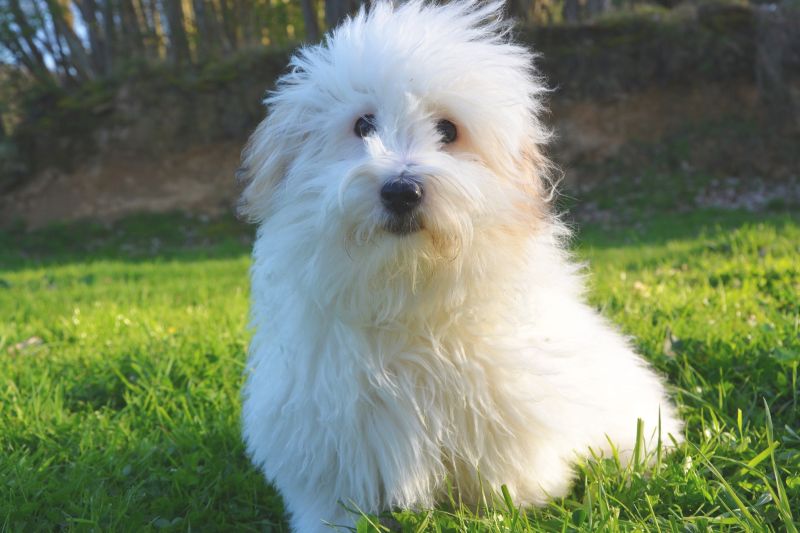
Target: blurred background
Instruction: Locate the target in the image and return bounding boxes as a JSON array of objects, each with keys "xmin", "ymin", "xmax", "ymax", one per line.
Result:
[{"xmin": 0, "ymin": 0, "xmax": 798, "ymax": 229}]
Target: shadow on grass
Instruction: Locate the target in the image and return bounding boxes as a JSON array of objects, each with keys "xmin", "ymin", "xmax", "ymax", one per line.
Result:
[
  {"xmin": 2, "ymin": 208, "xmax": 798, "ymax": 273},
  {"xmin": 570, "ymin": 208, "xmax": 799, "ymax": 249},
  {"xmin": 1, "ymin": 275, "xmax": 287, "ymax": 529},
  {"xmin": 0, "ymin": 212, "xmax": 255, "ymax": 272},
  {"xmin": 2, "ymin": 403, "xmax": 286, "ymax": 530}
]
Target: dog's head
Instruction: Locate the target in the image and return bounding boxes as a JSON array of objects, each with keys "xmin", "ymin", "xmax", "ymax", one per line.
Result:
[{"xmin": 240, "ymin": 0, "xmax": 552, "ymax": 279}]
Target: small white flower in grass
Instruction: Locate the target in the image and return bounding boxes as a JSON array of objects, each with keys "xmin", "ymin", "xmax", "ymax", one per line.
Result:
[
  {"xmin": 633, "ymin": 281, "xmax": 651, "ymax": 298},
  {"xmin": 682, "ymin": 455, "xmax": 693, "ymax": 474}
]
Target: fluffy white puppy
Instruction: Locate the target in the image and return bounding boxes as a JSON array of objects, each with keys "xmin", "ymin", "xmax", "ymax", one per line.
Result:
[{"xmin": 239, "ymin": 1, "xmax": 683, "ymax": 531}]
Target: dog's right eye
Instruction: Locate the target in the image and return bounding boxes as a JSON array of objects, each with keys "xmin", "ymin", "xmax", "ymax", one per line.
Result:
[{"xmin": 354, "ymin": 114, "xmax": 376, "ymax": 138}]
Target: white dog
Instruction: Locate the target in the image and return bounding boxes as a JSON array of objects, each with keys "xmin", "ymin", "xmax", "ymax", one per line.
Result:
[{"xmin": 239, "ymin": 1, "xmax": 683, "ymax": 531}]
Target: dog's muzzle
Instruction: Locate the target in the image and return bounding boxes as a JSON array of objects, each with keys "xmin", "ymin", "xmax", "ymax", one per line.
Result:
[{"xmin": 381, "ymin": 173, "xmax": 424, "ymax": 235}]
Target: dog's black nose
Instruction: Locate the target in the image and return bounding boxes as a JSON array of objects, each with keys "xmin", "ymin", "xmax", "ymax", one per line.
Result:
[{"xmin": 380, "ymin": 175, "xmax": 423, "ymax": 215}]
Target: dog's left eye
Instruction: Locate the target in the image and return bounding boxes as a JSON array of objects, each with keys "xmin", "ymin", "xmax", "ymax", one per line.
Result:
[
  {"xmin": 354, "ymin": 114, "xmax": 377, "ymax": 138},
  {"xmin": 436, "ymin": 119, "xmax": 457, "ymax": 144}
]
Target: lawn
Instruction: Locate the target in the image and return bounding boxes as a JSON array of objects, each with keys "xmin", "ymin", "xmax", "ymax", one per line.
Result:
[{"xmin": 1, "ymin": 177, "xmax": 799, "ymax": 531}]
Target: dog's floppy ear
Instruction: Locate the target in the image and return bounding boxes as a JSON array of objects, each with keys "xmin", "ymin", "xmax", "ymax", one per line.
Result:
[
  {"xmin": 517, "ymin": 137, "xmax": 558, "ymax": 211},
  {"xmin": 237, "ymin": 102, "xmax": 299, "ymax": 223}
]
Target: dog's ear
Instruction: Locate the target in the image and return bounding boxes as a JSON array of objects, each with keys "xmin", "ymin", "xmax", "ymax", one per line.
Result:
[
  {"xmin": 237, "ymin": 102, "xmax": 298, "ymax": 223},
  {"xmin": 518, "ymin": 139, "xmax": 557, "ymax": 209}
]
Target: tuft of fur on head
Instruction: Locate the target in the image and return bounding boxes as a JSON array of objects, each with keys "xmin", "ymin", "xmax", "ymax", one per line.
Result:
[{"xmin": 237, "ymin": 0, "xmax": 563, "ymax": 321}]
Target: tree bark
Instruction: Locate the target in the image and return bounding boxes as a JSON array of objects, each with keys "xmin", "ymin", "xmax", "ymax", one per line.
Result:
[
  {"xmin": 325, "ymin": 0, "xmax": 354, "ymax": 30},
  {"xmin": 29, "ymin": 0, "xmax": 73, "ymax": 81},
  {"xmin": 136, "ymin": 0, "xmax": 162, "ymax": 59},
  {"xmin": 102, "ymin": 0, "xmax": 118, "ymax": 69},
  {"xmin": 237, "ymin": 1, "xmax": 257, "ymax": 47},
  {"xmin": 506, "ymin": 0, "xmax": 528, "ymax": 22},
  {"xmin": 163, "ymin": 0, "xmax": 192, "ymax": 64},
  {"xmin": 755, "ymin": 4, "xmax": 799, "ymax": 127},
  {"xmin": 206, "ymin": 0, "xmax": 233, "ymax": 53},
  {"xmin": 586, "ymin": 0, "xmax": 610, "ymax": 19},
  {"xmin": 46, "ymin": 0, "xmax": 97, "ymax": 80},
  {"xmin": 300, "ymin": 0, "xmax": 320, "ymax": 42},
  {"xmin": 0, "ymin": 28, "xmax": 53, "ymax": 85},
  {"xmin": 119, "ymin": 0, "xmax": 146, "ymax": 58},
  {"xmin": 7, "ymin": 0, "xmax": 50, "ymax": 76},
  {"xmin": 74, "ymin": 0, "xmax": 110, "ymax": 74},
  {"xmin": 218, "ymin": 0, "xmax": 239, "ymax": 51},
  {"xmin": 192, "ymin": 0, "xmax": 213, "ymax": 61},
  {"xmin": 562, "ymin": 0, "xmax": 580, "ymax": 23}
]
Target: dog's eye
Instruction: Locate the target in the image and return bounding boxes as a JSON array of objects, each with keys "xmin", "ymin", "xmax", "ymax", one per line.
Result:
[
  {"xmin": 354, "ymin": 114, "xmax": 377, "ymax": 138},
  {"xmin": 436, "ymin": 119, "xmax": 457, "ymax": 144}
]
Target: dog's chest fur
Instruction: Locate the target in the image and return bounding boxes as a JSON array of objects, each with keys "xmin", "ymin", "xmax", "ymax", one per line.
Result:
[
  {"xmin": 248, "ymin": 309, "xmax": 547, "ymax": 507},
  {"xmin": 242, "ymin": 232, "xmax": 564, "ymax": 509}
]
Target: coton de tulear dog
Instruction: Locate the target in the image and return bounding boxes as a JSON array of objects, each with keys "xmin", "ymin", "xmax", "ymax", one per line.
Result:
[{"xmin": 239, "ymin": 1, "xmax": 683, "ymax": 531}]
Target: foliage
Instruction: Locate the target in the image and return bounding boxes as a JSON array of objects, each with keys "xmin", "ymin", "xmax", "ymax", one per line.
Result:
[
  {"xmin": 1, "ymin": 0, "xmax": 752, "ymax": 92},
  {"xmin": 0, "ymin": 0, "xmax": 313, "ymax": 88},
  {"xmin": 1, "ymin": 170, "xmax": 799, "ymax": 530}
]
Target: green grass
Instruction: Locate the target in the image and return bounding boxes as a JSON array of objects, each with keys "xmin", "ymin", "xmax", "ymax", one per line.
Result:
[{"xmin": 1, "ymin": 180, "xmax": 799, "ymax": 531}]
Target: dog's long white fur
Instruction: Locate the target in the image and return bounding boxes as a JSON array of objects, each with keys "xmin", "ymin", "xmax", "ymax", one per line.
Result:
[{"xmin": 240, "ymin": 2, "xmax": 683, "ymax": 531}]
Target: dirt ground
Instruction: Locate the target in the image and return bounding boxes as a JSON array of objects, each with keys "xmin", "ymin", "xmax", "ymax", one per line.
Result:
[
  {"xmin": 2, "ymin": 84, "xmax": 797, "ymax": 229},
  {"xmin": 1, "ymin": 142, "xmax": 243, "ymax": 228}
]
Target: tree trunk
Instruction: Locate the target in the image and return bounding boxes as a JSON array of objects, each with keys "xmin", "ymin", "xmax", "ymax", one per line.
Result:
[
  {"xmin": 0, "ymin": 30, "xmax": 53, "ymax": 85},
  {"xmin": 119, "ymin": 0, "xmax": 146, "ymax": 58},
  {"xmin": 102, "ymin": 0, "xmax": 118, "ymax": 69},
  {"xmin": 562, "ymin": 0, "xmax": 580, "ymax": 23},
  {"xmin": 586, "ymin": 0, "xmax": 610, "ymax": 19},
  {"xmin": 192, "ymin": 0, "xmax": 213, "ymax": 61},
  {"xmin": 206, "ymin": 0, "xmax": 233, "ymax": 53},
  {"xmin": 163, "ymin": 0, "xmax": 192, "ymax": 64},
  {"xmin": 74, "ymin": 0, "xmax": 110, "ymax": 74},
  {"xmin": 237, "ymin": 1, "xmax": 257, "ymax": 47},
  {"xmin": 218, "ymin": 0, "xmax": 240, "ymax": 51},
  {"xmin": 28, "ymin": 0, "xmax": 72, "ymax": 81},
  {"xmin": 7, "ymin": 0, "xmax": 50, "ymax": 76},
  {"xmin": 137, "ymin": 0, "xmax": 162, "ymax": 59},
  {"xmin": 506, "ymin": 0, "xmax": 528, "ymax": 22},
  {"xmin": 46, "ymin": 0, "xmax": 97, "ymax": 80},
  {"xmin": 300, "ymin": 0, "xmax": 320, "ymax": 42},
  {"xmin": 755, "ymin": 4, "xmax": 799, "ymax": 128},
  {"xmin": 325, "ymin": 0, "xmax": 351, "ymax": 30}
]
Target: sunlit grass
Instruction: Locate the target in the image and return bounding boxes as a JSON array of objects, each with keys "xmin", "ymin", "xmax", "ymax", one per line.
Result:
[{"xmin": 1, "ymin": 199, "xmax": 798, "ymax": 531}]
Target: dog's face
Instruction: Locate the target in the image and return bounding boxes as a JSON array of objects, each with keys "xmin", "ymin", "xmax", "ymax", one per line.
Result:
[{"xmin": 240, "ymin": 1, "xmax": 550, "ymax": 275}]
